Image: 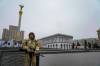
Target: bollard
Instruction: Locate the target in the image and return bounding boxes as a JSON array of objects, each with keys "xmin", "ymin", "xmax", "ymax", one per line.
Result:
[
  {"xmin": 36, "ymin": 53, "xmax": 40, "ymax": 66},
  {"xmin": 0, "ymin": 51, "xmax": 3, "ymax": 66}
]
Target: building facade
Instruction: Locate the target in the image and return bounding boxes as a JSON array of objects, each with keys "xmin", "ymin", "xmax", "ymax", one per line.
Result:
[
  {"xmin": 73, "ymin": 38, "xmax": 97, "ymax": 45},
  {"xmin": 38, "ymin": 33, "xmax": 73, "ymax": 49},
  {"xmin": 2, "ymin": 29, "xmax": 9, "ymax": 41},
  {"xmin": 2, "ymin": 25, "xmax": 24, "ymax": 41}
]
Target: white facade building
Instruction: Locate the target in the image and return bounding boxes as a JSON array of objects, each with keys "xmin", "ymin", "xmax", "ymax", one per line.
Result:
[{"xmin": 38, "ymin": 33, "xmax": 73, "ymax": 49}]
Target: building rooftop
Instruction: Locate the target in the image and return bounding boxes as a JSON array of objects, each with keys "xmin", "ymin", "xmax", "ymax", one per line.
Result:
[{"xmin": 39, "ymin": 33, "xmax": 73, "ymax": 40}]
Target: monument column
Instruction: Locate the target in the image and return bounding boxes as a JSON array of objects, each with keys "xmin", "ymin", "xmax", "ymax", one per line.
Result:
[{"xmin": 18, "ymin": 5, "xmax": 24, "ymax": 31}]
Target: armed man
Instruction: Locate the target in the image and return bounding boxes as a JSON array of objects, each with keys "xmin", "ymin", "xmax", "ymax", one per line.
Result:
[{"xmin": 22, "ymin": 32, "xmax": 42, "ymax": 66}]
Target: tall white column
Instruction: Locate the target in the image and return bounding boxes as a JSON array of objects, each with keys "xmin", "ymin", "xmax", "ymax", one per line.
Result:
[{"xmin": 18, "ymin": 5, "xmax": 24, "ymax": 31}]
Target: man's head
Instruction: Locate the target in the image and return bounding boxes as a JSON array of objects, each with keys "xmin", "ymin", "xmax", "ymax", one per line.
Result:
[{"xmin": 29, "ymin": 32, "xmax": 35, "ymax": 40}]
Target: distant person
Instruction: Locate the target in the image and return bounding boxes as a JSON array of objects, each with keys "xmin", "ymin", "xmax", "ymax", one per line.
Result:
[
  {"xmin": 88, "ymin": 42, "xmax": 91, "ymax": 49},
  {"xmin": 84, "ymin": 40, "xmax": 87, "ymax": 49},
  {"xmin": 48, "ymin": 45, "xmax": 49, "ymax": 48},
  {"xmin": 60, "ymin": 44, "xmax": 63, "ymax": 49},
  {"xmin": 69, "ymin": 44, "xmax": 71, "ymax": 49},
  {"xmin": 72, "ymin": 43, "xmax": 75, "ymax": 49},
  {"xmin": 77, "ymin": 42, "xmax": 80, "ymax": 49},
  {"xmin": 64, "ymin": 44, "xmax": 66, "ymax": 50},
  {"xmin": 22, "ymin": 32, "xmax": 42, "ymax": 66}
]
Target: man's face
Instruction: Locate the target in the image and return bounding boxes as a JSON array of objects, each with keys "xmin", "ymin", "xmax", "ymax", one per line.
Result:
[{"xmin": 29, "ymin": 34, "xmax": 35, "ymax": 40}]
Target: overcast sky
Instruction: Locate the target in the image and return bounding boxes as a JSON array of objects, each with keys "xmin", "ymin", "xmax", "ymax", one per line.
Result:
[{"xmin": 0, "ymin": 0, "xmax": 100, "ymax": 39}]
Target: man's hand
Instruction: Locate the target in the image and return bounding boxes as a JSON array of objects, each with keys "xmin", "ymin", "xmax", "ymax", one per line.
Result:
[{"xmin": 35, "ymin": 50, "xmax": 39, "ymax": 54}]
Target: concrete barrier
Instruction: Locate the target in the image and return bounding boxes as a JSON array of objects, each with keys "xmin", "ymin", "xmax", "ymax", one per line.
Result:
[{"xmin": 0, "ymin": 48, "xmax": 24, "ymax": 66}]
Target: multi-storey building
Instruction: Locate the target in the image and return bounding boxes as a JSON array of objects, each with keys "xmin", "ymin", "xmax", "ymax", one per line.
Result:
[
  {"xmin": 38, "ymin": 33, "xmax": 73, "ymax": 49},
  {"xmin": 2, "ymin": 25, "xmax": 24, "ymax": 41}
]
